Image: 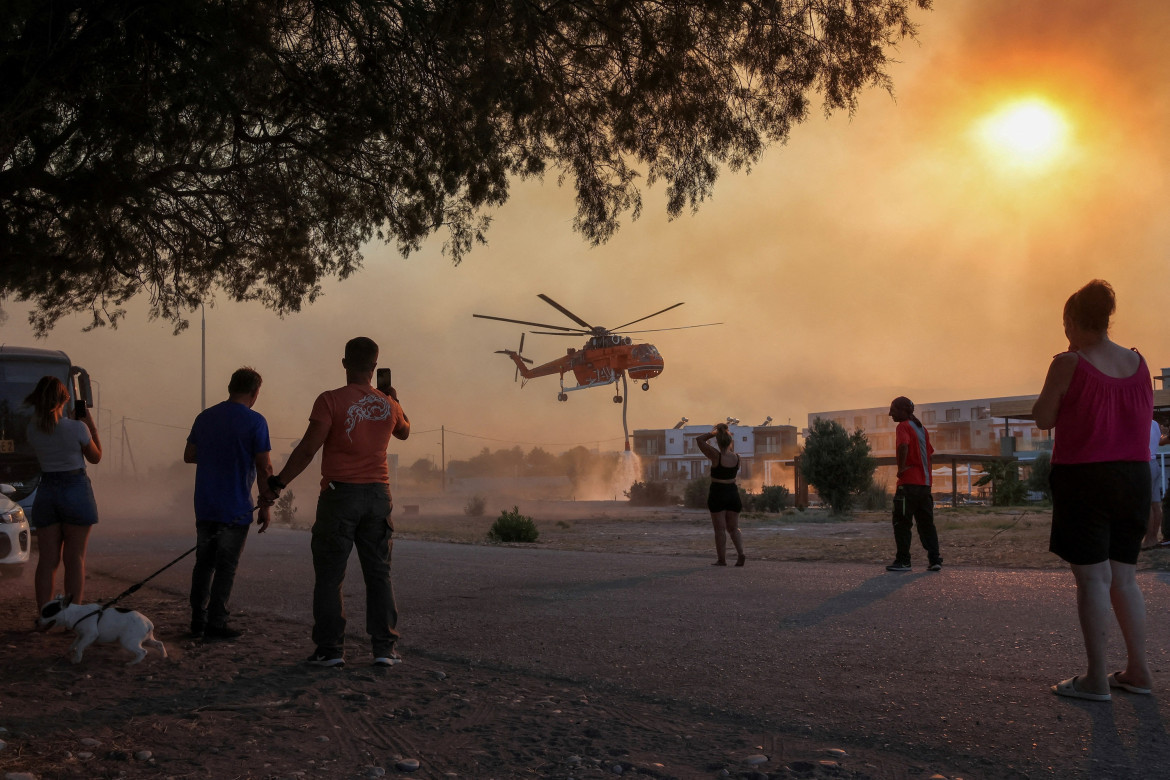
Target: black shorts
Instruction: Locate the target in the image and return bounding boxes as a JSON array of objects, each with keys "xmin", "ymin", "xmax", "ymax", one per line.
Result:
[
  {"xmin": 1049, "ymin": 461, "xmax": 1150, "ymax": 565},
  {"xmin": 707, "ymin": 482, "xmax": 742, "ymax": 513}
]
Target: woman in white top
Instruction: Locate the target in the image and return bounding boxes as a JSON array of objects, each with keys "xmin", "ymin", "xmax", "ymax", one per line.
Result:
[{"xmin": 24, "ymin": 376, "xmax": 102, "ymax": 611}]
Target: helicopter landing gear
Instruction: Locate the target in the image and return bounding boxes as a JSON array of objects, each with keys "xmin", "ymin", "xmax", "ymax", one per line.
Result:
[
  {"xmin": 641, "ymin": 382, "xmax": 650, "ymax": 391},
  {"xmin": 613, "ymin": 395, "xmax": 623, "ymax": 404},
  {"xmin": 558, "ymin": 392, "xmax": 568, "ymax": 402}
]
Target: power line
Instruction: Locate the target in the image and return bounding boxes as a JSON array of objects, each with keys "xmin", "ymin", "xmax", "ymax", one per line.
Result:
[
  {"xmin": 416, "ymin": 428, "xmax": 627, "ymax": 444},
  {"xmin": 118, "ymin": 417, "xmax": 624, "ymax": 447},
  {"xmin": 121, "ymin": 416, "xmax": 187, "ymax": 431}
]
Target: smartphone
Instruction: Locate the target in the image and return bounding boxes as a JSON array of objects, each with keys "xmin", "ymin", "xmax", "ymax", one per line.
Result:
[
  {"xmin": 376, "ymin": 368, "xmax": 392, "ymax": 394},
  {"xmin": 74, "ymin": 399, "xmax": 87, "ymax": 419}
]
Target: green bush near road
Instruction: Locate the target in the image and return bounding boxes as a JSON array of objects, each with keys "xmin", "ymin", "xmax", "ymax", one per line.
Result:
[{"xmin": 488, "ymin": 506, "xmax": 539, "ymax": 543}]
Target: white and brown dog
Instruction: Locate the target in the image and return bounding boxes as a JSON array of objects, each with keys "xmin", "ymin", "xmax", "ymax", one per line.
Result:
[{"xmin": 38, "ymin": 595, "xmax": 167, "ymax": 665}]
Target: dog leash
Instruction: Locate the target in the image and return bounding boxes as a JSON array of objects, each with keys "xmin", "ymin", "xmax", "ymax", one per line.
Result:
[
  {"xmin": 74, "ymin": 543, "xmax": 199, "ymax": 627},
  {"xmin": 74, "ymin": 511, "xmax": 266, "ymax": 626}
]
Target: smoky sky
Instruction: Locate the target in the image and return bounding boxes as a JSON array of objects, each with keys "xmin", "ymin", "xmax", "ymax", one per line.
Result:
[{"xmin": 4, "ymin": 0, "xmax": 1168, "ymax": 474}]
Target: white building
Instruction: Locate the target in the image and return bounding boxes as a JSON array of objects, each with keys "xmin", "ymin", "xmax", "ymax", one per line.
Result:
[{"xmin": 633, "ymin": 419, "xmax": 799, "ymax": 488}]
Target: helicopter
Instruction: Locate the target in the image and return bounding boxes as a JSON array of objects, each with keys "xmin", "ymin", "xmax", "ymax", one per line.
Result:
[{"xmin": 473, "ymin": 294, "xmax": 719, "ymax": 403}]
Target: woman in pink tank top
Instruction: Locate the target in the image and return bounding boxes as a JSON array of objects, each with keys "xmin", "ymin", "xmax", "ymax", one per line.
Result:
[{"xmin": 1033, "ymin": 280, "xmax": 1154, "ymax": 702}]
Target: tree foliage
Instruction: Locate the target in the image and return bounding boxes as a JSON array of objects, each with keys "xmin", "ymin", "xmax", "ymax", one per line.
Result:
[
  {"xmin": 447, "ymin": 444, "xmax": 616, "ymax": 489},
  {"xmin": 800, "ymin": 417, "xmax": 875, "ymax": 514},
  {"xmin": 1025, "ymin": 451, "xmax": 1052, "ymax": 501},
  {"xmin": 408, "ymin": 457, "xmax": 439, "ymax": 481},
  {"xmin": 1, "ymin": 0, "xmax": 930, "ymax": 333},
  {"xmin": 975, "ymin": 459, "xmax": 1027, "ymax": 506}
]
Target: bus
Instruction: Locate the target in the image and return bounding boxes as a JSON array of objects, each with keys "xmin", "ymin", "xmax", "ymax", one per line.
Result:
[{"xmin": 0, "ymin": 346, "xmax": 94, "ymax": 518}]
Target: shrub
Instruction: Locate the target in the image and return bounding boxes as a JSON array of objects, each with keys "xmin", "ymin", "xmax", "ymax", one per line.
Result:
[
  {"xmin": 625, "ymin": 480, "xmax": 676, "ymax": 506},
  {"xmin": 684, "ymin": 476, "xmax": 711, "ymax": 509},
  {"xmin": 859, "ymin": 481, "xmax": 889, "ymax": 511},
  {"xmin": 464, "ymin": 494, "xmax": 487, "ymax": 516},
  {"xmin": 747, "ymin": 485, "xmax": 790, "ymax": 513},
  {"xmin": 488, "ymin": 506, "xmax": 539, "ymax": 543}
]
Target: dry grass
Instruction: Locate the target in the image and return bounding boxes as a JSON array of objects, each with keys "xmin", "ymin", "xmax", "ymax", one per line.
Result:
[
  {"xmin": 269, "ymin": 497, "xmax": 1170, "ymax": 571},
  {"xmin": 350, "ymin": 499, "xmax": 1170, "ymax": 572}
]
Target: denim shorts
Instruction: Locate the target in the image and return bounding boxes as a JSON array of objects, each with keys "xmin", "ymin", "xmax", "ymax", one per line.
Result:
[{"xmin": 30, "ymin": 471, "xmax": 100, "ymax": 529}]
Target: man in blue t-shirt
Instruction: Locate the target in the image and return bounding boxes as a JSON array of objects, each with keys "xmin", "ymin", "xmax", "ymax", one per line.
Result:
[{"xmin": 184, "ymin": 367, "xmax": 272, "ymax": 639}]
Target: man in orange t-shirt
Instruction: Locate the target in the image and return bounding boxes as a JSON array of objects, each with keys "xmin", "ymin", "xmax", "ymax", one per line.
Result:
[
  {"xmin": 264, "ymin": 337, "xmax": 410, "ymax": 667},
  {"xmin": 886, "ymin": 396, "xmax": 942, "ymax": 573}
]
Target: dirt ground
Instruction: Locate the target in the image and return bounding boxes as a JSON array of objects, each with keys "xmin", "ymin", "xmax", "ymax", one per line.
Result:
[
  {"xmin": 4, "ymin": 502, "xmax": 1169, "ymax": 780},
  {"xmin": 392, "ymin": 501, "xmax": 1170, "ymax": 573}
]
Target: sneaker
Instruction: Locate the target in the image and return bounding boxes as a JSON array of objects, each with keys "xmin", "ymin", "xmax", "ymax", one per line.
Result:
[
  {"xmin": 204, "ymin": 624, "xmax": 243, "ymax": 640},
  {"xmin": 306, "ymin": 650, "xmax": 346, "ymax": 668},
  {"xmin": 927, "ymin": 561, "xmax": 943, "ymax": 572},
  {"xmin": 372, "ymin": 652, "xmax": 402, "ymax": 667},
  {"xmin": 885, "ymin": 561, "xmax": 911, "ymax": 572}
]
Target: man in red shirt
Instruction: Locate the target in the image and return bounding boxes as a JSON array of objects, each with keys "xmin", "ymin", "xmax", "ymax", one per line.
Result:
[
  {"xmin": 886, "ymin": 396, "xmax": 942, "ymax": 572},
  {"xmin": 264, "ymin": 337, "xmax": 410, "ymax": 667}
]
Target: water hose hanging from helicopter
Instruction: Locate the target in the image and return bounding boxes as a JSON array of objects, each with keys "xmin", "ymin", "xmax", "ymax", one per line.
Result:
[{"xmin": 621, "ymin": 373, "xmax": 630, "ymax": 452}]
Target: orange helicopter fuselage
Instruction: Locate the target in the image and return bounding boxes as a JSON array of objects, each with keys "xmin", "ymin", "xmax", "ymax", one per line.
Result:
[{"xmin": 508, "ymin": 336, "xmax": 664, "ymax": 389}]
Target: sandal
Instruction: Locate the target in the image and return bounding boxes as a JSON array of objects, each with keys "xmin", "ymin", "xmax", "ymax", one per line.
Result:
[
  {"xmin": 1052, "ymin": 676, "xmax": 1111, "ymax": 702},
  {"xmin": 1108, "ymin": 671, "xmax": 1152, "ymax": 695}
]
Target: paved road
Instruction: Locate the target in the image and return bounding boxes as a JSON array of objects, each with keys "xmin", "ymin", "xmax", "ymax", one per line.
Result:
[{"xmin": 90, "ymin": 526, "xmax": 1170, "ymax": 778}]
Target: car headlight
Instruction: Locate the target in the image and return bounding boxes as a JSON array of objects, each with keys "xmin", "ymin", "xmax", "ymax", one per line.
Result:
[{"xmin": 0, "ymin": 506, "xmax": 26, "ymax": 525}]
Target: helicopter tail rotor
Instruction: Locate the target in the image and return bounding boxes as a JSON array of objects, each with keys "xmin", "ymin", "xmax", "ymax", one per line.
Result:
[{"xmin": 494, "ymin": 333, "xmax": 533, "ymax": 381}]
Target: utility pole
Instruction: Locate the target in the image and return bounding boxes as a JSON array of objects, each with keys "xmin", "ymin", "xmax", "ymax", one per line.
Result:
[
  {"xmin": 200, "ymin": 302, "xmax": 207, "ymax": 411},
  {"xmin": 441, "ymin": 425, "xmax": 446, "ymax": 493},
  {"xmin": 121, "ymin": 418, "xmax": 138, "ymax": 477}
]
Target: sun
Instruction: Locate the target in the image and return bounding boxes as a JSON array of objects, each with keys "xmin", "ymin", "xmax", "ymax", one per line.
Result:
[{"xmin": 974, "ymin": 97, "xmax": 1071, "ymax": 172}]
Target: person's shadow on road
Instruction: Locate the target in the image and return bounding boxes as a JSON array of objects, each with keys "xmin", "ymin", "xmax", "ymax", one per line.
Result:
[
  {"xmin": 779, "ymin": 572, "xmax": 924, "ymax": 629},
  {"xmin": 1074, "ymin": 693, "xmax": 1170, "ymax": 779}
]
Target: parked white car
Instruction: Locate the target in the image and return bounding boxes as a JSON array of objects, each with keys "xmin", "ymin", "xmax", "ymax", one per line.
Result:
[{"xmin": 0, "ymin": 484, "xmax": 31, "ymax": 577}]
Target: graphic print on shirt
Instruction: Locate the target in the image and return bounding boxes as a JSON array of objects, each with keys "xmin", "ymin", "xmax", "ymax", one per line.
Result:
[{"xmin": 343, "ymin": 393, "xmax": 393, "ymax": 439}]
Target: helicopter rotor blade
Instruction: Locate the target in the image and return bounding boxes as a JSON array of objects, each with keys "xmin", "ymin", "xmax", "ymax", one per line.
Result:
[
  {"xmin": 538, "ymin": 294, "xmax": 594, "ymax": 330},
  {"xmin": 618, "ymin": 322, "xmax": 723, "ymax": 334},
  {"xmin": 514, "ymin": 333, "xmax": 524, "ymax": 381},
  {"xmin": 610, "ymin": 302, "xmax": 685, "ymax": 331},
  {"xmin": 473, "ymin": 313, "xmax": 588, "ymax": 334}
]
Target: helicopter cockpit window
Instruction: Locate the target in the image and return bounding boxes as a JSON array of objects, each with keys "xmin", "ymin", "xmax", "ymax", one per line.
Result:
[{"xmin": 632, "ymin": 344, "xmax": 661, "ymax": 360}]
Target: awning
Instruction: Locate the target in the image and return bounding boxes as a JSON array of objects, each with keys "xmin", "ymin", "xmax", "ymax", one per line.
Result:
[{"xmin": 991, "ymin": 388, "xmax": 1170, "ymax": 422}]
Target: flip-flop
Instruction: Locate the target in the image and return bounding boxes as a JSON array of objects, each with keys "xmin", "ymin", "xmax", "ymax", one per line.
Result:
[
  {"xmin": 1108, "ymin": 671, "xmax": 1152, "ymax": 695},
  {"xmin": 1052, "ymin": 676, "xmax": 1111, "ymax": 702}
]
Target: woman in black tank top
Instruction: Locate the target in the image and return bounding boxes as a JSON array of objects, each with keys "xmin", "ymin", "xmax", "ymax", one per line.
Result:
[{"xmin": 696, "ymin": 424, "xmax": 745, "ymax": 566}]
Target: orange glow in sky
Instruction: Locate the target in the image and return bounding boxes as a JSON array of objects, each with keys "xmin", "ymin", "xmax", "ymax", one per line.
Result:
[
  {"xmin": 4, "ymin": 1, "xmax": 1168, "ymax": 473},
  {"xmin": 974, "ymin": 97, "xmax": 1071, "ymax": 172}
]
